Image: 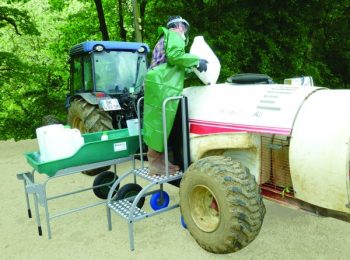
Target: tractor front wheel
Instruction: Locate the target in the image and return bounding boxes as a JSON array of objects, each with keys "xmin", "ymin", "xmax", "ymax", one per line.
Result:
[{"xmin": 179, "ymin": 156, "xmax": 265, "ymax": 254}]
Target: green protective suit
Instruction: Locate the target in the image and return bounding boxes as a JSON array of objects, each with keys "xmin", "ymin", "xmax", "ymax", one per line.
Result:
[{"xmin": 143, "ymin": 27, "xmax": 200, "ymax": 152}]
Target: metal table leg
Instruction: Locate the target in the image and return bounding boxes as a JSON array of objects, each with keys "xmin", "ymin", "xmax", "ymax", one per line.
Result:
[
  {"xmin": 128, "ymin": 221, "xmax": 135, "ymax": 251},
  {"xmin": 107, "ymin": 206, "xmax": 112, "ymax": 231},
  {"xmin": 33, "ymin": 193, "xmax": 43, "ymax": 236}
]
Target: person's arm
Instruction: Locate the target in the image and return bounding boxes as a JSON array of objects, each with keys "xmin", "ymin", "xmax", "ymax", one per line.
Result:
[{"xmin": 166, "ymin": 30, "xmax": 199, "ymax": 68}]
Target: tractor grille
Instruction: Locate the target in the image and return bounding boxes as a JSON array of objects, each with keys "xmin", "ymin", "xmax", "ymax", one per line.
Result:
[{"xmin": 261, "ymin": 136, "xmax": 293, "ymax": 189}]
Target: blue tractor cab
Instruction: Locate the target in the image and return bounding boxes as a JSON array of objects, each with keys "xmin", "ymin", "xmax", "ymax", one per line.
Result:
[{"xmin": 67, "ymin": 41, "xmax": 149, "ymax": 132}]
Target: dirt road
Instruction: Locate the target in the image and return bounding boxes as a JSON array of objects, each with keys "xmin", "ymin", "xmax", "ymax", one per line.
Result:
[{"xmin": 1, "ymin": 139, "xmax": 350, "ymax": 259}]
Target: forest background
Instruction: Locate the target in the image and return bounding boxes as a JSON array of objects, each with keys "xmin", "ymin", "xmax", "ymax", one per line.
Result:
[{"xmin": 0, "ymin": 0, "xmax": 349, "ymax": 140}]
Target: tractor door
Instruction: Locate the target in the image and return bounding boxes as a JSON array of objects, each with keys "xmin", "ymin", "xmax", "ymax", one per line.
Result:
[{"xmin": 70, "ymin": 55, "xmax": 93, "ymax": 94}]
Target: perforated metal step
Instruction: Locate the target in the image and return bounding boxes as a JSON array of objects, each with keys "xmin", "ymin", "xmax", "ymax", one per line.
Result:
[
  {"xmin": 133, "ymin": 167, "xmax": 183, "ymax": 183},
  {"xmin": 108, "ymin": 199, "xmax": 147, "ymax": 220}
]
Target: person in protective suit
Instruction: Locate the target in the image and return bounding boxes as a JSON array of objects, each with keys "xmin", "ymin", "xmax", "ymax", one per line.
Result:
[{"xmin": 143, "ymin": 16, "xmax": 208, "ymax": 176}]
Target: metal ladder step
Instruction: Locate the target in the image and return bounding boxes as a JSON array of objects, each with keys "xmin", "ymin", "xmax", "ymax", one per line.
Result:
[
  {"xmin": 133, "ymin": 167, "xmax": 183, "ymax": 183},
  {"xmin": 108, "ymin": 199, "xmax": 147, "ymax": 220}
]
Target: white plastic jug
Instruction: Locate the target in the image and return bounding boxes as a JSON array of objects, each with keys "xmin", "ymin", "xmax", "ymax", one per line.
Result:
[
  {"xmin": 36, "ymin": 124, "xmax": 64, "ymax": 162},
  {"xmin": 36, "ymin": 125, "xmax": 84, "ymax": 162},
  {"xmin": 190, "ymin": 36, "xmax": 221, "ymax": 85},
  {"xmin": 70, "ymin": 128, "xmax": 84, "ymax": 152},
  {"xmin": 45, "ymin": 127, "xmax": 74, "ymax": 162}
]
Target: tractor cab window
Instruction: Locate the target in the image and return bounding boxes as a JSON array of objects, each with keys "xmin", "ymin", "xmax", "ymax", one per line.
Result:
[
  {"xmin": 83, "ymin": 56, "xmax": 93, "ymax": 91},
  {"xmin": 93, "ymin": 51, "xmax": 147, "ymax": 94},
  {"xmin": 72, "ymin": 58, "xmax": 83, "ymax": 92},
  {"xmin": 71, "ymin": 55, "xmax": 93, "ymax": 92}
]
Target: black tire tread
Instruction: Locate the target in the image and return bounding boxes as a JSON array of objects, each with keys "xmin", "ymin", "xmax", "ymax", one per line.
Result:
[
  {"xmin": 67, "ymin": 98, "xmax": 113, "ymax": 133},
  {"xmin": 180, "ymin": 156, "xmax": 265, "ymax": 254}
]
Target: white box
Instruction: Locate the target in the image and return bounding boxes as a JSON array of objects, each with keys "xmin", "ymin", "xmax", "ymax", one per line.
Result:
[
  {"xmin": 126, "ymin": 119, "xmax": 140, "ymax": 136},
  {"xmin": 284, "ymin": 76, "xmax": 314, "ymax": 87}
]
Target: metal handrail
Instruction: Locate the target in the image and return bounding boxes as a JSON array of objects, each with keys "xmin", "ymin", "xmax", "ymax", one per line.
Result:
[
  {"xmin": 137, "ymin": 97, "xmax": 144, "ymax": 168},
  {"xmin": 161, "ymin": 96, "xmax": 189, "ymax": 178}
]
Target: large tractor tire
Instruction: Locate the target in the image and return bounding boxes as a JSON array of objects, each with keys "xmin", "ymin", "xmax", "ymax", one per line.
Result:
[
  {"xmin": 179, "ymin": 156, "xmax": 265, "ymax": 254},
  {"xmin": 68, "ymin": 99, "xmax": 113, "ymax": 133},
  {"xmin": 68, "ymin": 98, "xmax": 113, "ymax": 176}
]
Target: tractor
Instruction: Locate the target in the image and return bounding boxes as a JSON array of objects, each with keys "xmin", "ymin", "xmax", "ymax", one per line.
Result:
[
  {"xmin": 66, "ymin": 41, "xmax": 149, "ymax": 133},
  {"xmin": 66, "ymin": 41, "xmax": 149, "ymax": 175}
]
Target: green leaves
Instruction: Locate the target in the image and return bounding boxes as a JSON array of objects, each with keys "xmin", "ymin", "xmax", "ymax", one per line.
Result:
[
  {"xmin": 0, "ymin": 0, "xmax": 67, "ymax": 140},
  {"xmin": 0, "ymin": 0, "xmax": 348, "ymax": 140},
  {"xmin": 0, "ymin": 6, "xmax": 39, "ymax": 35}
]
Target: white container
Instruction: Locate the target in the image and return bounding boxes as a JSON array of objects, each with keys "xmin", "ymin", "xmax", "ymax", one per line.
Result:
[
  {"xmin": 70, "ymin": 128, "xmax": 84, "ymax": 152},
  {"xmin": 190, "ymin": 36, "xmax": 221, "ymax": 85},
  {"xmin": 36, "ymin": 124, "xmax": 64, "ymax": 162},
  {"xmin": 126, "ymin": 119, "xmax": 139, "ymax": 136},
  {"xmin": 36, "ymin": 124, "xmax": 84, "ymax": 162}
]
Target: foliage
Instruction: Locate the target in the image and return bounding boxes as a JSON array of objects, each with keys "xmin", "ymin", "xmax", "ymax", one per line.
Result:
[
  {"xmin": 142, "ymin": 0, "xmax": 349, "ymax": 87},
  {"xmin": 0, "ymin": 0, "xmax": 349, "ymax": 140},
  {"xmin": 0, "ymin": 5, "xmax": 39, "ymax": 35},
  {"xmin": 0, "ymin": 0, "xmax": 70, "ymax": 140}
]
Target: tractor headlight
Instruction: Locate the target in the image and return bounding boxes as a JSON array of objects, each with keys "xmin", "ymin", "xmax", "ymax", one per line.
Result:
[
  {"xmin": 137, "ymin": 46, "xmax": 146, "ymax": 53},
  {"xmin": 94, "ymin": 44, "xmax": 105, "ymax": 52}
]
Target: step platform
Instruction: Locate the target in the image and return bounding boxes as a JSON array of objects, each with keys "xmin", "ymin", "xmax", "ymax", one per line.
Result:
[
  {"xmin": 107, "ymin": 167, "xmax": 183, "ymax": 222},
  {"xmin": 108, "ymin": 199, "xmax": 147, "ymax": 220},
  {"xmin": 133, "ymin": 167, "xmax": 183, "ymax": 183}
]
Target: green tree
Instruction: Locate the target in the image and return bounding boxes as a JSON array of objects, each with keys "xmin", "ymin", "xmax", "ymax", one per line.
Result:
[
  {"xmin": 0, "ymin": 0, "xmax": 348, "ymax": 141},
  {"xmin": 0, "ymin": 0, "xmax": 71, "ymax": 140},
  {"xmin": 142, "ymin": 0, "xmax": 349, "ymax": 87},
  {"xmin": 93, "ymin": 0, "xmax": 109, "ymax": 40}
]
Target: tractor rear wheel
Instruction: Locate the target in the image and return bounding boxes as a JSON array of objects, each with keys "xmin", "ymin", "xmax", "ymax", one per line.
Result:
[
  {"xmin": 179, "ymin": 156, "xmax": 265, "ymax": 254},
  {"xmin": 68, "ymin": 98, "xmax": 113, "ymax": 175},
  {"xmin": 68, "ymin": 98, "xmax": 113, "ymax": 133}
]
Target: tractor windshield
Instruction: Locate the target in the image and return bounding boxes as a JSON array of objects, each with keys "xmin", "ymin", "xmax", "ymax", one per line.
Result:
[{"xmin": 93, "ymin": 51, "xmax": 147, "ymax": 94}]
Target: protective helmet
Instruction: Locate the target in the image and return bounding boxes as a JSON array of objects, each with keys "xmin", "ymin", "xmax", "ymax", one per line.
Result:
[
  {"xmin": 166, "ymin": 16, "xmax": 190, "ymax": 43},
  {"xmin": 167, "ymin": 16, "xmax": 189, "ymax": 32}
]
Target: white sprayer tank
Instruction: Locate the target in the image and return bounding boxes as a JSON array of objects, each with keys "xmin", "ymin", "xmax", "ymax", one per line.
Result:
[
  {"xmin": 183, "ymin": 84, "xmax": 350, "ymax": 213},
  {"xmin": 290, "ymin": 89, "xmax": 350, "ymax": 212}
]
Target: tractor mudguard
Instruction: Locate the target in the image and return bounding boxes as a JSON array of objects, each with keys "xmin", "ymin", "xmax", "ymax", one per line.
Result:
[
  {"xmin": 67, "ymin": 93, "xmax": 119, "ymax": 111},
  {"xmin": 66, "ymin": 93, "xmax": 100, "ymax": 109},
  {"xmin": 72, "ymin": 93, "xmax": 101, "ymax": 105}
]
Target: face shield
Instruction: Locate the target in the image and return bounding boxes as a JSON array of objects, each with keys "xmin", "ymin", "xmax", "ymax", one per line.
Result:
[{"xmin": 167, "ymin": 17, "xmax": 190, "ymax": 45}]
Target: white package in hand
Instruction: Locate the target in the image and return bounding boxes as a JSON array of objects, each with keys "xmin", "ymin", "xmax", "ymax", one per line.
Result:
[{"xmin": 190, "ymin": 36, "xmax": 221, "ymax": 85}]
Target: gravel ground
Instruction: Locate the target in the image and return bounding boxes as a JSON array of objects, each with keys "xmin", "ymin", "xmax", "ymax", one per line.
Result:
[{"xmin": 1, "ymin": 139, "xmax": 350, "ymax": 260}]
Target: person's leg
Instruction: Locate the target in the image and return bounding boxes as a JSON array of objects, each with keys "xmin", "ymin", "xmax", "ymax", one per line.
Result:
[
  {"xmin": 147, "ymin": 148, "xmax": 180, "ymax": 176},
  {"xmin": 147, "ymin": 148, "xmax": 162, "ymax": 176}
]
